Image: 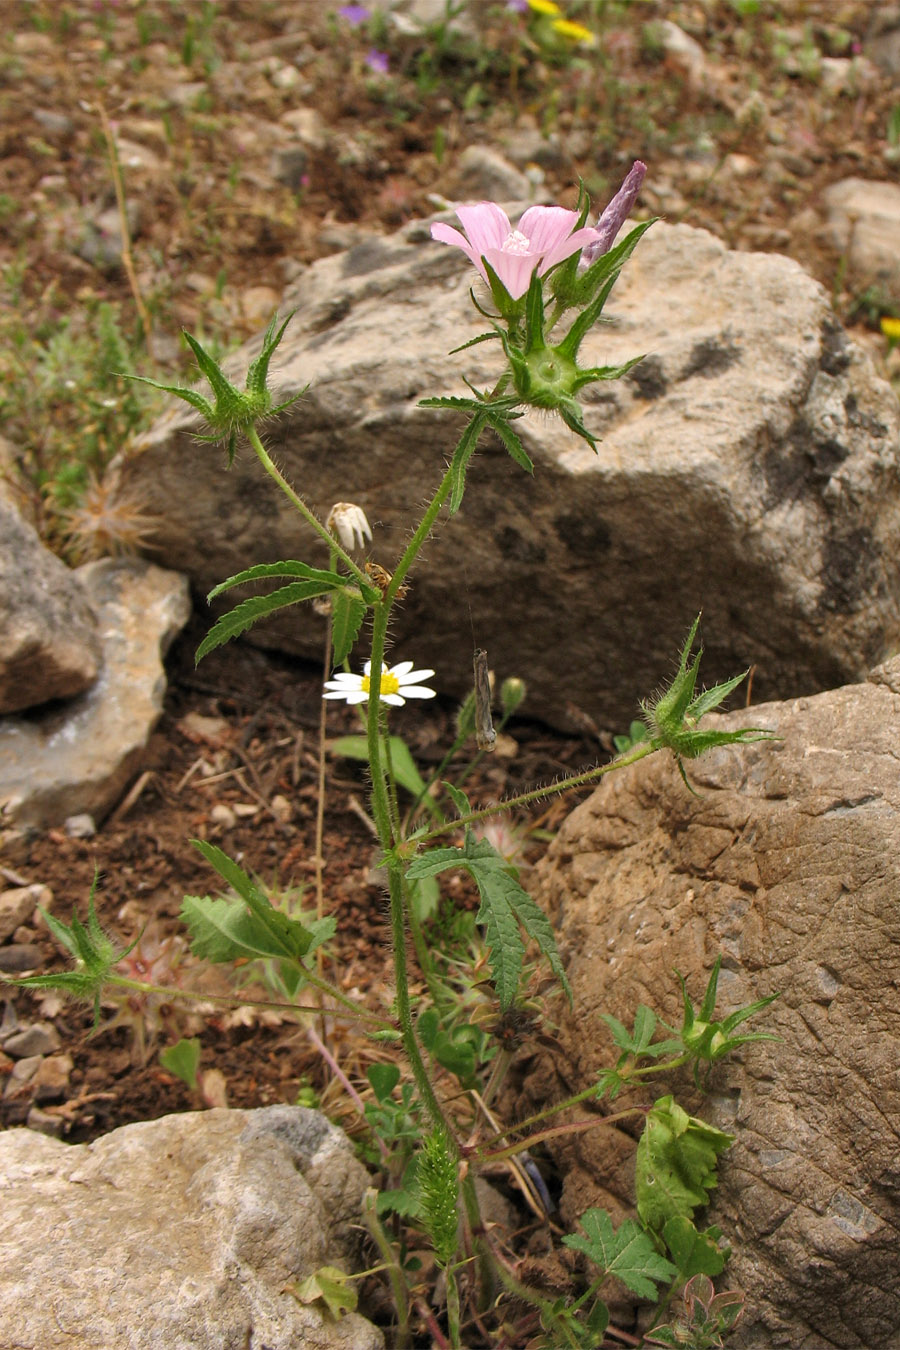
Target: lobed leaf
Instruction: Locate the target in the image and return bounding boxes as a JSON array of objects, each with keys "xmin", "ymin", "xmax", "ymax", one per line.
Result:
[{"xmin": 563, "ymin": 1208, "xmax": 677, "ymax": 1300}]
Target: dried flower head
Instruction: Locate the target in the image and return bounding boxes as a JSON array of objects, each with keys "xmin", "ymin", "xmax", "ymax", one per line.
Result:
[
  {"xmin": 61, "ymin": 473, "xmax": 160, "ymax": 562},
  {"xmin": 327, "ymin": 501, "xmax": 373, "ymax": 552}
]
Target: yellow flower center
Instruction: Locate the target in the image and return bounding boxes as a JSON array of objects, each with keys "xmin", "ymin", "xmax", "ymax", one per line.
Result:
[{"xmin": 361, "ymin": 670, "xmax": 400, "ymax": 697}]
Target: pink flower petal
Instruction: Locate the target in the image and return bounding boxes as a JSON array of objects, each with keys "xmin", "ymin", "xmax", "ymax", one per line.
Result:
[
  {"xmin": 483, "ymin": 246, "xmax": 540, "ymax": 300},
  {"xmin": 518, "ymin": 205, "xmax": 580, "ymax": 254},
  {"xmin": 538, "ymin": 224, "xmax": 603, "ymax": 273},
  {"xmin": 455, "ymin": 202, "xmax": 512, "ymax": 254}
]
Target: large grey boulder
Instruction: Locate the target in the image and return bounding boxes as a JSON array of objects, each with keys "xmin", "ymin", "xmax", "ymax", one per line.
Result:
[
  {"xmin": 107, "ymin": 217, "xmax": 900, "ymax": 729},
  {"xmin": 0, "ymin": 557, "xmax": 190, "ymax": 828},
  {"xmin": 0, "ymin": 500, "xmax": 101, "ymax": 714},
  {"xmin": 519, "ymin": 656, "xmax": 900, "ymax": 1348},
  {"xmin": 0, "ymin": 1106, "xmax": 383, "ymax": 1350}
]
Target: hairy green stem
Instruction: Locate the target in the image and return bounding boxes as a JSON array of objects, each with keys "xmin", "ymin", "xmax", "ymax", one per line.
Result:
[
  {"xmin": 107, "ymin": 972, "xmax": 391, "ymax": 1027},
  {"xmin": 245, "ymin": 427, "xmax": 369, "ymax": 587},
  {"xmin": 416, "ymin": 741, "xmax": 657, "ymax": 845},
  {"xmin": 363, "ymin": 1190, "xmax": 411, "ymax": 1350}
]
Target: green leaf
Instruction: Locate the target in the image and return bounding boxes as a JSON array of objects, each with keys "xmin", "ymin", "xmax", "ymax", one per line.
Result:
[
  {"xmin": 160, "ymin": 1036, "xmax": 201, "ymax": 1090},
  {"xmin": 197, "ymin": 581, "xmax": 339, "ymax": 662},
  {"xmin": 186, "ymin": 840, "xmax": 327, "ymax": 961},
  {"xmin": 331, "ymin": 591, "xmax": 367, "ymax": 666},
  {"xmin": 181, "ymin": 893, "xmax": 312, "ymax": 963},
  {"xmin": 562, "ymin": 1208, "xmax": 677, "ymax": 1300},
  {"xmin": 407, "ymin": 875, "xmax": 441, "ymax": 923},
  {"xmin": 331, "ymin": 735, "xmax": 429, "ymax": 800},
  {"xmin": 376, "ymin": 1187, "xmax": 422, "ymax": 1218},
  {"xmin": 292, "ymin": 1265, "xmax": 358, "ymax": 1319},
  {"xmin": 207, "ymin": 560, "xmax": 346, "ymax": 601},
  {"xmin": 486, "ymin": 412, "xmax": 533, "ymax": 474},
  {"xmin": 449, "ymin": 412, "xmax": 487, "ymax": 515},
  {"xmin": 406, "ymin": 835, "xmax": 569, "ymax": 1009},
  {"xmin": 662, "ymin": 1216, "xmax": 727, "ymax": 1278},
  {"xmin": 367, "ymin": 1062, "xmax": 401, "ymax": 1103},
  {"xmin": 636, "ymin": 1095, "xmax": 734, "ymax": 1232},
  {"xmin": 523, "ymin": 269, "xmax": 546, "ymax": 352},
  {"xmin": 244, "ymin": 310, "xmax": 295, "ymax": 399},
  {"xmin": 442, "ymin": 782, "xmax": 472, "ymax": 818}
]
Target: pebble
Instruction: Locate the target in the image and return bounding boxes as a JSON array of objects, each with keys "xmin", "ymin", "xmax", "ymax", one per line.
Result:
[
  {"xmin": 241, "ymin": 286, "xmax": 281, "ymax": 323},
  {"xmin": 0, "ymin": 884, "xmax": 50, "ymax": 943},
  {"xmin": 4, "ymin": 1055, "xmax": 42, "ymax": 1098},
  {"xmin": 64, "ymin": 813, "xmax": 96, "ymax": 839},
  {"xmin": 3, "ymin": 1023, "xmax": 61, "ymax": 1059},
  {"xmin": 210, "ymin": 803, "xmax": 237, "ymax": 829},
  {"xmin": 32, "ymin": 1054, "xmax": 73, "ymax": 1103},
  {"xmin": 271, "ymin": 144, "xmax": 310, "ymax": 191},
  {"xmin": 0, "ymin": 945, "xmax": 43, "ymax": 973},
  {"xmin": 26, "ymin": 1105, "xmax": 65, "ymax": 1138},
  {"xmin": 33, "ymin": 108, "xmax": 73, "ymax": 137}
]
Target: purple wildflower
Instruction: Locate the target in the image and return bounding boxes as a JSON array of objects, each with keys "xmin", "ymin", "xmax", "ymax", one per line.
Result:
[
  {"xmin": 506, "ymin": 0, "xmax": 529, "ymax": 10},
  {"xmin": 581, "ymin": 161, "xmax": 647, "ymax": 265},
  {"xmin": 364, "ymin": 47, "xmax": 390, "ymax": 75},
  {"xmin": 430, "ymin": 202, "xmax": 601, "ymax": 300},
  {"xmin": 338, "ymin": 4, "xmax": 370, "ymax": 25}
]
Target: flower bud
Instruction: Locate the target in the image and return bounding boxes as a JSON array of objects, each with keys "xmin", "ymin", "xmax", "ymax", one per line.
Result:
[
  {"xmin": 327, "ymin": 501, "xmax": 373, "ymax": 552},
  {"xmin": 500, "ymin": 676, "xmax": 526, "ymax": 717}
]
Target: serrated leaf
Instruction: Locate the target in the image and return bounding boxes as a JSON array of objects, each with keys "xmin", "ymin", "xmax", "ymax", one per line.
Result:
[
  {"xmin": 331, "ymin": 591, "xmax": 366, "ymax": 665},
  {"xmin": 197, "ymin": 581, "xmax": 338, "ymax": 662},
  {"xmin": 407, "ymin": 874, "xmax": 440, "ymax": 923},
  {"xmin": 475, "ymin": 868, "xmax": 571, "ymax": 1007},
  {"xmin": 159, "ymin": 1036, "xmax": 201, "ymax": 1090},
  {"xmin": 180, "ymin": 893, "xmax": 312, "ymax": 963},
  {"xmin": 562, "ymin": 1209, "xmax": 677, "ymax": 1300},
  {"xmin": 487, "ymin": 412, "xmax": 533, "ymax": 473},
  {"xmin": 442, "ymin": 781, "xmax": 472, "ymax": 818},
  {"xmin": 449, "ymin": 412, "xmax": 487, "ymax": 514},
  {"xmin": 405, "ymin": 834, "xmax": 505, "ymax": 880},
  {"xmin": 662, "ymin": 1216, "xmax": 727, "ymax": 1278},
  {"xmin": 636, "ymin": 1095, "xmax": 734, "ymax": 1232},
  {"xmin": 207, "ymin": 560, "xmax": 345, "ymax": 601},
  {"xmin": 376, "ymin": 1187, "xmax": 422, "ymax": 1218}
]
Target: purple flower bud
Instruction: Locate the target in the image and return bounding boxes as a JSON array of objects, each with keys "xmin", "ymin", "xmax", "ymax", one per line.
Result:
[{"xmin": 581, "ymin": 161, "xmax": 647, "ymax": 265}]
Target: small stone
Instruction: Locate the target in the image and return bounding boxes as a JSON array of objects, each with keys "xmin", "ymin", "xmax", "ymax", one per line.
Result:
[
  {"xmin": 3, "ymin": 1054, "xmax": 42, "ymax": 1098},
  {"xmin": 64, "ymin": 813, "xmax": 96, "ymax": 839},
  {"xmin": 232, "ymin": 802, "xmax": 260, "ymax": 818},
  {"xmin": 33, "ymin": 108, "xmax": 74, "ymax": 137},
  {"xmin": 270, "ymin": 794, "xmax": 293, "ymax": 823},
  {"xmin": 209, "ymin": 803, "xmax": 237, "ymax": 829},
  {"xmin": 0, "ymin": 885, "xmax": 49, "ymax": 943},
  {"xmin": 32, "ymin": 1053, "xmax": 73, "ymax": 1103},
  {"xmin": 271, "ymin": 144, "xmax": 310, "ymax": 190},
  {"xmin": 280, "ymin": 106, "xmax": 327, "ymax": 149},
  {"xmin": 3, "ymin": 1024, "xmax": 61, "ymax": 1059},
  {"xmin": 26, "ymin": 1105, "xmax": 65, "ymax": 1138},
  {"xmin": 269, "ymin": 63, "xmax": 301, "ymax": 90},
  {"xmin": 0, "ymin": 945, "xmax": 43, "ymax": 973}
]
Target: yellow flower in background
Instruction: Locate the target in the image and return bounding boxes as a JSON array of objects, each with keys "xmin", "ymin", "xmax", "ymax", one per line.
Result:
[
  {"xmin": 881, "ymin": 316, "xmax": 900, "ymax": 343},
  {"xmin": 527, "ymin": 0, "xmax": 562, "ymax": 14},
  {"xmin": 552, "ymin": 17, "xmax": 597, "ymax": 45}
]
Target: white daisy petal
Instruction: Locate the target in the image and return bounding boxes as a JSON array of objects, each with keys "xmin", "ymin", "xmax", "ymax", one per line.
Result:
[
  {"xmin": 398, "ymin": 685, "xmax": 436, "ymax": 699},
  {"xmin": 345, "ymin": 691, "xmax": 369, "ymax": 704},
  {"xmin": 390, "ymin": 661, "xmax": 414, "ymax": 677},
  {"xmin": 398, "ymin": 668, "xmax": 434, "ymax": 684},
  {"xmin": 382, "ymin": 693, "xmax": 405, "ymax": 706}
]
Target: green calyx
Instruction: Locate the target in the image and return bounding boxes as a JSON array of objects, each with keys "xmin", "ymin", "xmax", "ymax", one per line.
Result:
[
  {"xmin": 642, "ymin": 615, "xmax": 779, "ymax": 791},
  {"xmin": 497, "ymin": 271, "xmax": 644, "ymax": 452},
  {"xmin": 121, "ymin": 311, "xmax": 304, "ymax": 464}
]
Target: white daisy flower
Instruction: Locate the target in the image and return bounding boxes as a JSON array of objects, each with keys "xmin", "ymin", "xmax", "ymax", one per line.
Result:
[{"xmin": 323, "ymin": 659, "xmax": 436, "ymax": 707}]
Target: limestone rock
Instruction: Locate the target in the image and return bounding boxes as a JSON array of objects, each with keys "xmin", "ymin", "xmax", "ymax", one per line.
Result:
[
  {"xmin": 0, "ymin": 1105, "xmax": 383, "ymax": 1350},
  {"xmin": 0, "ymin": 500, "xmax": 101, "ymax": 714},
  {"xmin": 106, "ymin": 219, "xmax": 900, "ymax": 730},
  {"xmin": 0, "ymin": 558, "xmax": 190, "ymax": 828},
  {"xmin": 823, "ymin": 178, "xmax": 900, "ymax": 302},
  {"xmin": 522, "ymin": 657, "xmax": 900, "ymax": 1348}
]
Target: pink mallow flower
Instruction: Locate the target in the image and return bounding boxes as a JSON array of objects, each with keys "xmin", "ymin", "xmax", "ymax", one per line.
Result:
[{"xmin": 431, "ymin": 202, "xmax": 601, "ymax": 301}]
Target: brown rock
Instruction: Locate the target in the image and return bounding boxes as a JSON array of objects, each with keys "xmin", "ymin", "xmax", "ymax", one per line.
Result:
[{"xmin": 524, "ymin": 656, "xmax": 900, "ymax": 1348}]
